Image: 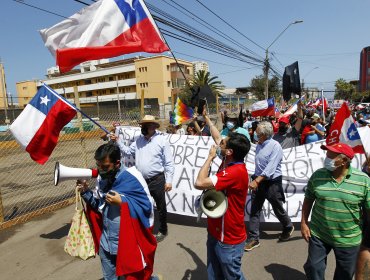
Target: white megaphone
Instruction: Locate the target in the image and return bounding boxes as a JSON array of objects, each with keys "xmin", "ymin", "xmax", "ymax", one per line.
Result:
[
  {"xmin": 54, "ymin": 162, "xmax": 99, "ymax": 186},
  {"xmin": 200, "ymin": 189, "xmax": 228, "ymax": 218}
]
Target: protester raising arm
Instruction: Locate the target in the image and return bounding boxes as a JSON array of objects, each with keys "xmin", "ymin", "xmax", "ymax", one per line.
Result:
[{"xmin": 202, "ymin": 107, "xmax": 222, "ymax": 145}]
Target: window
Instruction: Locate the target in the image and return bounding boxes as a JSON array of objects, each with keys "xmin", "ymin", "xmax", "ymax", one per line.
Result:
[
  {"xmin": 146, "ymin": 82, "xmax": 148, "ymax": 87},
  {"xmin": 109, "ymin": 77, "xmax": 114, "ymax": 81},
  {"xmin": 22, "ymin": 86, "xmax": 27, "ymax": 90},
  {"xmin": 167, "ymin": 81, "xmax": 171, "ymax": 87},
  {"xmin": 167, "ymin": 65, "xmax": 170, "ymax": 71},
  {"xmin": 110, "ymin": 89, "xmax": 115, "ymax": 94}
]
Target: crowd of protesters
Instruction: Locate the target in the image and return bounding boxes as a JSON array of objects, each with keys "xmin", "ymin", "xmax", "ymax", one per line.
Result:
[{"xmin": 161, "ymin": 101, "xmax": 370, "ymax": 280}]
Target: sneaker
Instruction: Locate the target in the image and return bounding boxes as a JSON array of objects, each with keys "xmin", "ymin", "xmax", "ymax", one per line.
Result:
[
  {"xmin": 244, "ymin": 240, "xmax": 260, "ymax": 251},
  {"xmin": 279, "ymin": 225, "xmax": 295, "ymax": 241},
  {"xmin": 151, "ymin": 274, "xmax": 164, "ymax": 280},
  {"xmin": 155, "ymin": 232, "xmax": 167, "ymax": 243}
]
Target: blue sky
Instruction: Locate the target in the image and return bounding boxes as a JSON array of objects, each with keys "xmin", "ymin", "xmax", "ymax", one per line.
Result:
[{"xmin": 1, "ymin": 0, "xmax": 369, "ymax": 99}]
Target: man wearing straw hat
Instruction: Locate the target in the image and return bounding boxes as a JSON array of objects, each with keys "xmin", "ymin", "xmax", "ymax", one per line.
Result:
[{"xmin": 114, "ymin": 115, "xmax": 174, "ymax": 243}]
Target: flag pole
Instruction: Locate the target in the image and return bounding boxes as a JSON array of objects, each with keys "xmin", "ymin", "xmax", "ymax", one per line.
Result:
[
  {"xmin": 321, "ymin": 88, "xmax": 325, "ymax": 123},
  {"xmin": 48, "ymin": 84, "xmax": 110, "ymax": 134}
]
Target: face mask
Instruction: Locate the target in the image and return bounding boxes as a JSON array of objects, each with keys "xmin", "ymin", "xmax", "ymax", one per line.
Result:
[
  {"xmin": 324, "ymin": 157, "xmax": 337, "ymax": 171},
  {"xmin": 216, "ymin": 146, "xmax": 223, "ymax": 159},
  {"xmin": 99, "ymin": 168, "xmax": 118, "ymax": 180},
  {"xmin": 226, "ymin": 121, "xmax": 235, "ymax": 130},
  {"xmin": 253, "ymin": 131, "xmax": 259, "ymax": 142},
  {"xmin": 141, "ymin": 126, "xmax": 149, "ymax": 136}
]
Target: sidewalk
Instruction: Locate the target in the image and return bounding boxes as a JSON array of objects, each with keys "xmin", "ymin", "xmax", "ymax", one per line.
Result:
[{"xmin": 0, "ymin": 204, "xmax": 335, "ymax": 280}]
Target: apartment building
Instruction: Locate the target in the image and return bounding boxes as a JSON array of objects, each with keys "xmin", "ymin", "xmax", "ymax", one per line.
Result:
[
  {"xmin": 16, "ymin": 55, "xmax": 194, "ymax": 108},
  {"xmin": 193, "ymin": 61, "xmax": 209, "ymax": 74}
]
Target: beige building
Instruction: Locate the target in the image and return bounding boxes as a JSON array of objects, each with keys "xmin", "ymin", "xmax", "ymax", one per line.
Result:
[
  {"xmin": 16, "ymin": 80, "xmax": 39, "ymax": 108},
  {"xmin": 20, "ymin": 55, "xmax": 193, "ymax": 107},
  {"xmin": 0, "ymin": 63, "xmax": 8, "ymax": 109}
]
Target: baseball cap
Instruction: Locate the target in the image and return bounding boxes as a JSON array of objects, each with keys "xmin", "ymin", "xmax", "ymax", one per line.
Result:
[
  {"xmin": 320, "ymin": 143, "xmax": 355, "ymax": 160},
  {"xmin": 279, "ymin": 116, "xmax": 290, "ymax": 124}
]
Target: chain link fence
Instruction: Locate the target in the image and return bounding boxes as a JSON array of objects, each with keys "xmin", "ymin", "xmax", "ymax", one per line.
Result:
[
  {"xmin": 0, "ymin": 102, "xmax": 176, "ymax": 229},
  {"xmin": 0, "ymin": 98, "xmax": 227, "ymax": 230}
]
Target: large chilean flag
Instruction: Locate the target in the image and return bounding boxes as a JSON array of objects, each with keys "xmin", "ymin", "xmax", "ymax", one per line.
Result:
[
  {"xmin": 39, "ymin": 0, "xmax": 169, "ymax": 73},
  {"xmin": 9, "ymin": 84, "xmax": 76, "ymax": 164},
  {"xmin": 326, "ymin": 102, "xmax": 364, "ymax": 154}
]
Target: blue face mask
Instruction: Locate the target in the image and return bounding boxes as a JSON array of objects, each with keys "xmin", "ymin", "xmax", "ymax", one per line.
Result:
[
  {"xmin": 216, "ymin": 146, "xmax": 223, "ymax": 159},
  {"xmin": 226, "ymin": 121, "xmax": 235, "ymax": 130},
  {"xmin": 253, "ymin": 131, "xmax": 259, "ymax": 142},
  {"xmin": 324, "ymin": 157, "xmax": 337, "ymax": 171}
]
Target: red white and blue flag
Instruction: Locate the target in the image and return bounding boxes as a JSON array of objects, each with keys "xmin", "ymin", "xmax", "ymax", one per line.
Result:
[
  {"xmin": 86, "ymin": 167, "xmax": 156, "ymax": 279},
  {"xmin": 251, "ymin": 98, "xmax": 275, "ymax": 117},
  {"xmin": 9, "ymin": 84, "xmax": 77, "ymax": 164},
  {"xmin": 326, "ymin": 102, "xmax": 364, "ymax": 154},
  {"xmin": 40, "ymin": 0, "xmax": 169, "ymax": 73}
]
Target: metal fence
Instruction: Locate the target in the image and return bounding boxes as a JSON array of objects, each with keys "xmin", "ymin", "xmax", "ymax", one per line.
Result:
[
  {"xmin": 0, "ymin": 101, "xmax": 225, "ymax": 229},
  {"xmin": 0, "ymin": 103, "xmax": 172, "ymax": 229}
]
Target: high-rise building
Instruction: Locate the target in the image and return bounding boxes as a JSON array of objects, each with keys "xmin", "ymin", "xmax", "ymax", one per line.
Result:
[
  {"xmin": 359, "ymin": 46, "xmax": 370, "ymax": 92},
  {"xmin": 0, "ymin": 63, "xmax": 8, "ymax": 110},
  {"xmin": 193, "ymin": 61, "xmax": 209, "ymax": 74},
  {"xmin": 16, "ymin": 55, "xmax": 193, "ymax": 108}
]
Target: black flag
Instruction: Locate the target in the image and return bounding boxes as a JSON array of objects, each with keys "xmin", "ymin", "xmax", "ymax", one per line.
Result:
[
  {"xmin": 283, "ymin": 61, "xmax": 301, "ymax": 101},
  {"xmin": 190, "ymin": 84, "xmax": 216, "ymax": 108}
]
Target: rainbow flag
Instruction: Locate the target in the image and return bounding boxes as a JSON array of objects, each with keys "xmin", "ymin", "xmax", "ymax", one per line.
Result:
[{"xmin": 171, "ymin": 98, "xmax": 194, "ymax": 125}]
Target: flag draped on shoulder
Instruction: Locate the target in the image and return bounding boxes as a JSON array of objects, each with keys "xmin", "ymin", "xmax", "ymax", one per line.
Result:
[
  {"xmin": 251, "ymin": 98, "xmax": 275, "ymax": 117},
  {"xmin": 86, "ymin": 166, "xmax": 156, "ymax": 280},
  {"xmin": 39, "ymin": 0, "xmax": 169, "ymax": 73},
  {"xmin": 9, "ymin": 84, "xmax": 77, "ymax": 164},
  {"xmin": 326, "ymin": 102, "xmax": 364, "ymax": 154}
]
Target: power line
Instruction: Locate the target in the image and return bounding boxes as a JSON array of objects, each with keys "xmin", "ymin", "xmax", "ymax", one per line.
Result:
[
  {"xmin": 12, "ymin": 0, "xmax": 68, "ymax": 18},
  {"xmin": 194, "ymin": 0, "xmax": 265, "ymax": 51}
]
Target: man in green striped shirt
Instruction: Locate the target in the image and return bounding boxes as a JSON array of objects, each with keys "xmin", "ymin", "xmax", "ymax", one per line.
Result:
[{"xmin": 301, "ymin": 143, "xmax": 370, "ymax": 280}]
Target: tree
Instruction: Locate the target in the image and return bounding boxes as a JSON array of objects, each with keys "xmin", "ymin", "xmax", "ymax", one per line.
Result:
[
  {"xmin": 334, "ymin": 78, "xmax": 355, "ymax": 101},
  {"xmin": 178, "ymin": 70, "xmax": 224, "ymax": 106},
  {"xmin": 250, "ymin": 74, "xmax": 281, "ymax": 100}
]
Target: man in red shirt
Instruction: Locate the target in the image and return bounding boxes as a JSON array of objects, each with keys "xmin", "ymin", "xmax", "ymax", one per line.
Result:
[{"xmin": 195, "ymin": 132, "xmax": 250, "ymax": 280}]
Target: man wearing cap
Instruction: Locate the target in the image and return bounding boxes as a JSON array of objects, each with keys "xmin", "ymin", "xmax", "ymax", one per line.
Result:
[
  {"xmin": 114, "ymin": 115, "xmax": 174, "ymax": 243},
  {"xmin": 273, "ymin": 101, "xmax": 303, "ymax": 149},
  {"xmin": 220, "ymin": 112, "xmax": 250, "ymax": 141},
  {"xmin": 301, "ymin": 143, "xmax": 370, "ymax": 280}
]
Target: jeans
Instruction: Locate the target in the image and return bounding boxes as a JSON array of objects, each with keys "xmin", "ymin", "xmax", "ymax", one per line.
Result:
[
  {"xmin": 304, "ymin": 235, "xmax": 360, "ymax": 280},
  {"xmin": 248, "ymin": 176, "xmax": 292, "ymax": 241},
  {"xmin": 99, "ymin": 246, "xmax": 120, "ymax": 280},
  {"xmin": 207, "ymin": 233, "xmax": 246, "ymax": 280},
  {"xmin": 147, "ymin": 173, "xmax": 167, "ymax": 235}
]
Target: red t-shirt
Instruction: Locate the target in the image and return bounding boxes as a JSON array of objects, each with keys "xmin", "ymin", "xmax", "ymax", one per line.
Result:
[{"xmin": 207, "ymin": 163, "xmax": 249, "ymax": 244}]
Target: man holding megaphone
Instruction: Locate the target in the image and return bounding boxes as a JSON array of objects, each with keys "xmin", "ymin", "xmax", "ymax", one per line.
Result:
[{"xmin": 195, "ymin": 132, "xmax": 250, "ymax": 280}]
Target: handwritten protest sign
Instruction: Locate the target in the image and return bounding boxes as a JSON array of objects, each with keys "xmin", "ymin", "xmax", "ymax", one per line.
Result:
[{"xmin": 116, "ymin": 126, "xmax": 367, "ymax": 222}]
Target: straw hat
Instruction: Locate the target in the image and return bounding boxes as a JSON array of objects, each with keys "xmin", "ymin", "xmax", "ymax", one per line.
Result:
[{"xmin": 139, "ymin": 115, "xmax": 160, "ymax": 126}]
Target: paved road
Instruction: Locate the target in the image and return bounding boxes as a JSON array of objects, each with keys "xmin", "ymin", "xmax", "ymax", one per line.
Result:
[{"xmin": 0, "ymin": 204, "xmax": 337, "ymax": 280}]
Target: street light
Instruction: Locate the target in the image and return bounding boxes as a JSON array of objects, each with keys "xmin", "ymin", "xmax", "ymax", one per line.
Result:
[
  {"xmin": 301, "ymin": 66, "xmax": 319, "ymax": 97},
  {"xmin": 264, "ymin": 20, "xmax": 303, "ymax": 99}
]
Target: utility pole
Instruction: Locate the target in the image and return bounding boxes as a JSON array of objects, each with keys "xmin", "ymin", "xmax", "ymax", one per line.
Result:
[
  {"xmin": 264, "ymin": 20, "xmax": 303, "ymax": 100},
  {"xmin": 116, "ymin": 76, "xmax": 122, "ymax": 121},
  {"xmin": 0, "ymin": 63, "xmax": 9, "ymax": 124}
]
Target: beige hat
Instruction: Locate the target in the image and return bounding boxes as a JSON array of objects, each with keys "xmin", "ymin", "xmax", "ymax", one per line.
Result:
[
  {"xmin": 312, "ymin": 113, "xmax": 320, "ymax": 120},
  {"xmin": 139, "ymin": 115, "xmax": 160, "ymax": 126}
]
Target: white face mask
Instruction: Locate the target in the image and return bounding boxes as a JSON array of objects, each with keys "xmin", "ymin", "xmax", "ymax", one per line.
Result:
[
  {"xmin": 324, "ymin": 157, "xmax": 337, "ymax": 171},
  {"xmin": 226, "ymin": 121, "xmax": 235, "ymax": 130}
]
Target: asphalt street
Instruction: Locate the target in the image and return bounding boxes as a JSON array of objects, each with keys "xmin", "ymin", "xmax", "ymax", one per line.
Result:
[{"xmin": 0, "ymin": 204, "xmax": 336, "ymax": 280}]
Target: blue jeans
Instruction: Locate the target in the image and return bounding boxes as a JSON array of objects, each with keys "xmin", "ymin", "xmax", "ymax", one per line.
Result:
[
  {"xmin": 207, "ymin": 233, "xmax": 246, "ymax": 280},
  {"xmin": 99, "ymin": 246, "xmax": 120, "ymax": 280},
  {"xmin": 304, "ymin": 235, "xmax": 360, "ymax": 280}
]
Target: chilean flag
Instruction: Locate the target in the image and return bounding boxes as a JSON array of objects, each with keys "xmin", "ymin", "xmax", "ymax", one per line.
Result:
[
  {"xmin": 40, "ymin": 0, "xmax": 169, "ymax": 73},
  {"xmin": 86, "ymin": 167, "xmax": 157, "ymax": 279},
  {"xmin": 251, "ymin": 98, "xmax": 275, "ymax": 117},
  {"xmin": 326, "ymin": 102, "xmax": 364, "ymax": 154},
  {"xmin": 9, "ymin": 84, "xmax": 76, "ymax": 164}
]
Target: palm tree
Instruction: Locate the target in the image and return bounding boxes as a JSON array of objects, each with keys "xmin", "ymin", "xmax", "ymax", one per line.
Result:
[
  {"xmin": 178, "ymin": 70, "xmax": 224, "ymax": 108},
  {"xmin": 192, "ymin": 70, "xmax": 224, "ymax": 94}
]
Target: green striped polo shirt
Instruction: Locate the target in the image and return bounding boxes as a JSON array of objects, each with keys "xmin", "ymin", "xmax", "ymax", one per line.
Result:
[{"xmin": 305, "ymin": 166, "xmax": 370, "ymax": 247}]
